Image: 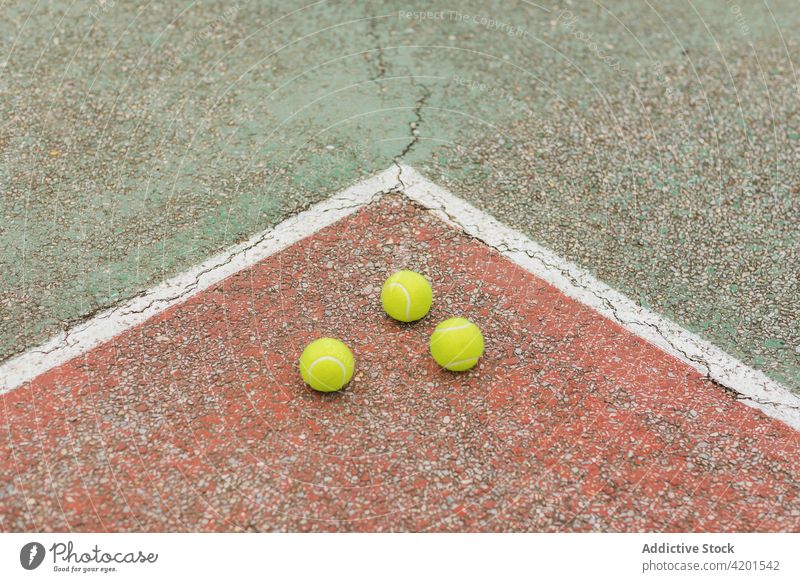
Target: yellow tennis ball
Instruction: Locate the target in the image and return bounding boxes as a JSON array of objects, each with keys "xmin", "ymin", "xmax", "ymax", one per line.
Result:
[
  {"xmin": 381, "ymin": 270, "xmax": 433, "ymax": 322},
  {"xmin": 430, "ymin": 317, "xmax": 485, "ymax": 371},
  {"xmin": 298, "ymin": 337, "xmax": 355, "ymax": 392}
]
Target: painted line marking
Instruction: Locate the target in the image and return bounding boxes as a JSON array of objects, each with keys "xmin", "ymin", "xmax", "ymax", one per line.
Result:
[
  {"xmin": 0, "ymin": 167, "xmax": 400, "ymax": 395},
  {"xmin": 396, "ymin": 164, "xmax": 800, "ymax": 430},
  {"xmin": 1, "ymin": 163, "xmax": 798, "ymax": 430}
]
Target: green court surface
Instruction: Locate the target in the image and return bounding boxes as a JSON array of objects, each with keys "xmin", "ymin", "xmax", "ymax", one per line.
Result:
[{"xmin": 1, "ymin": 0, "xmax": 798, "ymax": 391}]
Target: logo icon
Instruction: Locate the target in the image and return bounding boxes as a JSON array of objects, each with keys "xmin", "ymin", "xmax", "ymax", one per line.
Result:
[{"xmin": 20, "ymin": 542, "xmax": 46, "ymax": 570}]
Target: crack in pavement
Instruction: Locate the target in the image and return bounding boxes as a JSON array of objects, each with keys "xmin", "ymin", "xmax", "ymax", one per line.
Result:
[
  {"xmin": 500, "ymin": 243, "xmax": 790, "ymax": 406},
  {"xmin": 0, "ymin": 189, "xmax": 398, "ymax": 370},
  {"xmin": 365, "ymin": 17, "xmax": 387, "ymax": 87},
  {"xmin": 395, "ymin": 83, "xmax": 431, "ymax": 162},
  {"xmin": 394, "ymin": 192, "xmax": 800, "ymax": 414},
  {"xmin": 4, "ymin": 162, "xmax": 800, "ymax": 430},
  {"xmin": 4, "ymin": 28, "xmax": 422, "ymax": 369}
]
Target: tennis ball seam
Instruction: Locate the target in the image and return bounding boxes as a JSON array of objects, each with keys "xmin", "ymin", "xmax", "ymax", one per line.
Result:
[
  {"xmin": 386, "ymin": 281, "xmax": 412, "ymax": 321},
  {"xmin": 445, "ymin": 356, "xmax": 479, "ymax": 368},
  {"xmin": 381, "ymin": 271, "xmax": 432, "ymax": 322},
  {"xmin": 440, "ymin": 332, "xmax": 483, "ymax": 368},
  {"xmin": 430, "ymin": 318, "xmax": 484, "ymax": 371},
  {"xmin": 430, "ymin": 322, "xmax": 476, "ymax": 347},
  {"xmin": 303, "ymin": 355, "xmax": 348, "ymax": 391}
]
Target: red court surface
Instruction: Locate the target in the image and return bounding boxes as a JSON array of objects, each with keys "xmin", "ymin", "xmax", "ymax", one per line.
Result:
[{"xmin": 1, "ymin": 195, "xmax": 798, "ymax": 532}]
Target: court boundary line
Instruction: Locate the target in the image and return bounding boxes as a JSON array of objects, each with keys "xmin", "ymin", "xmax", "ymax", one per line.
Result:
[
  {"xmin": 1, "ymin": 164, "xmax": 798, "ymax": 430},
  {"xmin": 397, "ymin": 165, "xmax": 800, "ymax": 430},
  {"xmin": 0, "ymin": 167, "xmax": 401, "ymax": 395}
]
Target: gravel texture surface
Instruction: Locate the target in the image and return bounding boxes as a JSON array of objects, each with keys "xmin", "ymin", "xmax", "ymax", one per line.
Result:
[
  {"xmin": 2, "ymin": 197, "xmax": 797, "ymax": 532},
  {"xmin": 1, "ymin": 0, "xmax": 797, "ymax": 393}
]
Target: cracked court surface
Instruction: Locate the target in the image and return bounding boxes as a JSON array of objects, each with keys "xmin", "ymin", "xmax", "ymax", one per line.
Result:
[
  {"xmin": 1, "ymin": 0, "xmax": 798, "ymax": 535},
  {"xmin": 1, "ymin": 187, "xmax": 798, "ymax": 532},
  {"xmin": 1, "ymin": 0, "xmax": 799, "ymax": 396}
]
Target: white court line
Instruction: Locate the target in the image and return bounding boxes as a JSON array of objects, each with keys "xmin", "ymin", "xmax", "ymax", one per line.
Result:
[
  {"xmin": 397, "ymin": 164, "xmax": 800, "ymax": 430},
  {"xmin": 0, "ymin": 167, "xmax": 400, "ymax": 395},
  {"xmin": 1, "ymin": 164, "xmax": 798, "ymax": 430}
]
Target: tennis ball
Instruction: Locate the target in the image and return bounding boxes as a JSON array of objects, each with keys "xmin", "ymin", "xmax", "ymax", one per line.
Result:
[
  {"xmin": 298, "ymin": 337, "xmax": 355, "ymax": 392},
  {"xmin": 430, "ymin": 317, "xmax": 485, "ymax": 372},
  {"xmin": 381, "ymin": 270, "xmax": 433, "ymax": 322}
]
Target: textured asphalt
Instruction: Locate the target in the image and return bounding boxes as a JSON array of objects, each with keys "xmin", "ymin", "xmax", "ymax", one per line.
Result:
[
  {"xmin": 1, "ymin": 0, "xmax": 798, "ymax": 392},
  {"xmin": 2, "ymin": 196, "xmax": 797, "ymax": 532}
]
